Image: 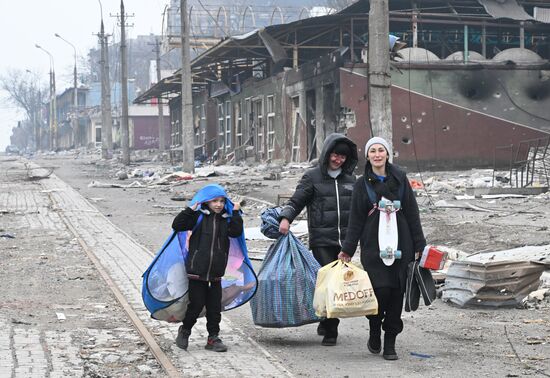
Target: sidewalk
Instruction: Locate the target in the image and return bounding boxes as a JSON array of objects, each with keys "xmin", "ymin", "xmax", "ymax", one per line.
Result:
[{"xmin": 0, "ymin": 157, "xmax": 290, "ymax": 377}]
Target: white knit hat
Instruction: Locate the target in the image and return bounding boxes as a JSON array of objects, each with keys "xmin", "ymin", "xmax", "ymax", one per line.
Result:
[{"xmin": 364, "ymin": 137, "xmax": 391, "ymax": 159}]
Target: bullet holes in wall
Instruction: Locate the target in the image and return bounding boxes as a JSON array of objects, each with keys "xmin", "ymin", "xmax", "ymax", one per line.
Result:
[
  {"xmin": 525, "ymin": 83, "xmax": 550, "ymax": 101},
  {"xmin": 442, "ymin": 125, "xmax": 450, "ymax": 131},
  {"xmin": 458, "ymin": 73, "xmax": 496, "ymax": 100},
  {"xmin": 401, "ymin": 137, "xmax": 411, "ymax": 144}
]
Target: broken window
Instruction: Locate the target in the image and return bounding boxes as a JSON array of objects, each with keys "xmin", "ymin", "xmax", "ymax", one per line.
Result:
[
  {"xmin": 267, "ymin": 95, "xmax": 275, "ymax": 160},
  {"xmin": 200, "ymin": 104, "xmax": 206, "ymax": 149},
  {"xmin": 225, "ymin": 100, "xmax": 232, "ymax": 149},
  {"xmin": 218, "ymin": 103, "xmax": 224, "ymax": 153},
  {"xmin": 253, "ymin": 97, "xmax": 264, "ymax": 159},
  {"xmin": 235, "ymin": 101, "xmax": 242, "ymax": 147}
]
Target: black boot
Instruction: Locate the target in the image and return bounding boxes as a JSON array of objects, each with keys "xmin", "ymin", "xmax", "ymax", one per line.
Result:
[
  {"xmin": 383, "ymin": 334, "xmax": 398, "ymax": 360},
  {"xmin": 317, "ymin": 322, "xmax": 326, "ymax": 336},
  {"xmin": 321, "ymin": 319, "xmax": 338, "ymax": 346},
  {"xmin": 321, "ymin": 331, "xmax": 337, "ymax": 346},
  {"xmin": 175, "ymin": 326, "xmax": 191, "ymax": 350},
  {"xmin": 367, "ymin": 329, "xmax": 381, "ymax": 354}
]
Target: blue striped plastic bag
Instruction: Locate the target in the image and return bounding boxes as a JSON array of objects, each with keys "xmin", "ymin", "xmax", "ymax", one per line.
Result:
[{"xmin": 250, "ymin": 231, "xmax": 321, "ymax": 327}]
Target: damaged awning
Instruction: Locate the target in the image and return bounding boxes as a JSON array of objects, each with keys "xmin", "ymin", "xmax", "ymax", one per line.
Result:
[
  {"xmin": 258, "ymin": 29, "xmax": 287, "ymax": 65},
  {"xmin": 133, "ymin": 73, "xmax": 206, "ymax": 104},
  {"xmin": 477, "ymin": 0, "xmax": 534, "ymax": 21},
  {"xmin": 133, "ymin": 75, "xmax": 182, "ymax": 104},
  {"xmin": 534, "ymin": 7, "xmax": 550, "ymax": 23}
]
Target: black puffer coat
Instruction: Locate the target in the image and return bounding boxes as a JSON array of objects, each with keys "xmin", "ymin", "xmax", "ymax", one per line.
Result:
[
  {"xmin": 279, "ymin": 133, "xmax": 358, "ymax": 248},
  {"xmin": 172, "ymin": 206, "xmax": 243, "ymax": 281},
  {"xmin": 341, "ymin": 162, "xmax": 426, "ymax": 291}
]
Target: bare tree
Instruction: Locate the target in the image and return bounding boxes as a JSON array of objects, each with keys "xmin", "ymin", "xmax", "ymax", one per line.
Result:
[{"xmin": 0, "ymin": 69, "xmax": 47, "ymax": 150}]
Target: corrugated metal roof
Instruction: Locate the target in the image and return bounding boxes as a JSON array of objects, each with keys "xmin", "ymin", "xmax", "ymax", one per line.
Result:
[
  {"xmin": 534, "ymin": 6, "xmax": 550, "ymax": 23},
  {"xmin": 477, "ymin": 0, "xmax": 534, "ymax": 21},
  {"xmin": 442, "ymin": 260, "xmax": 546, "ymax": 307}
]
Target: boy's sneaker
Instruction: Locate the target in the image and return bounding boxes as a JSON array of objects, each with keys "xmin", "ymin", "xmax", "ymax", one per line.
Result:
[
  {"xmin": 205, "ymin": 335, "xmax": 228, "ymax": 352},
  {"xmin": 176, "ymin": 326, "xmax": 191, "ymax": 350}
]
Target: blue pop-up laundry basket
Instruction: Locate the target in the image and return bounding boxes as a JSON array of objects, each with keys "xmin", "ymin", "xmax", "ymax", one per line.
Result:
[{"xmin": 141, "ymin": 184, "xmax": 258, "ymax": 322}]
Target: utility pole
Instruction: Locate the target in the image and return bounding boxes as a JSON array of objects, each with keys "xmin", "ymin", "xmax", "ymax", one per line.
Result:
[
  {"xmin": 104, "ymin": 32, "xmax": 113, "ymax": 154},
  {"xmin": 52, "ymin": 68, "xmax": 57, "ymax": 150},
  {"xmin": 154, "ymin": 37, "xmax": 166, "ymax": 153},
  {"xmin": 98, "ymin": 22, "xmax": 107, "ymax": 156},
  {"xmin": 36, "ymin": 44, "xmax": 57, "ymax": 151},
  {"xmin": 368, "ymin": 0, "xmax": 393, "ymax": 161},
  {"xmin": 37, "ymin": 87, "xmax": 42, "ymax": 150},
  {"xmin": 97, "ymin": 0, "xmax": 113, "ymax": 158},
  {"xmin": 180, "ymin": 0, "xmax": 195, "ymax": 172},
  {"xmin": 120, "ymin": 0, "xmax": 130, "ymax": 165},
  {"xmin": 55, "ymin": 33, "xmax": 78, "ymax": 147},
  {"xmin": 98, "ymin": 19, "xmax": 113, "ymax": 158}
]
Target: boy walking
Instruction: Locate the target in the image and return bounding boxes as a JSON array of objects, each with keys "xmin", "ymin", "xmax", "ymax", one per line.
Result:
[{"xmin": 172, "ymin": 184, "xmax": 243, "ymax": 352}]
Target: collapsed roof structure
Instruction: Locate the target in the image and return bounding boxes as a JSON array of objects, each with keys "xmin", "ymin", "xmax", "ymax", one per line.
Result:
[{"xmin": 136, "ymin": 0, "xmax": 550, "ymax": 175}]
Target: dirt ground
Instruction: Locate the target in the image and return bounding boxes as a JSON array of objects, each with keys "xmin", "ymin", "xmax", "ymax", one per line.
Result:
[{"xmin": 10, "ymin": 150, "xmax": 550, "ymax": 377}]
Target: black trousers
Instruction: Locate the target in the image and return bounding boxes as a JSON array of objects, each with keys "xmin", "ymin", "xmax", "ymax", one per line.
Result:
[
  {"xmin": 182, "ymin": 279, "xmax": 222, "ymax": 336},
  {"xmin": 312, "ymin": 246, "xmax": 341, "ymax": 335},
  {"xmin": 367, "ymin": 287, "xmax": 404, "ymax": 336}
]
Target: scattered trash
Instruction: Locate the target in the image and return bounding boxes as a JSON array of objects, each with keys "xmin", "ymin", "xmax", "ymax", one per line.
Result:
[
  {"xmin": 264, "ymin": 172, "xmax": 281, "ymax": 180},
  {"xmin": 409, "ymin": 179, "xmax": 424, "ymax": 189},
  {"xmin": 156, "ymin": 172, "xmax": 193, "ymax": 184},
  {"xmin": 481, "ymin": 194, "xmax": 527, "ymax": 199},
  {"xmin": 434, "ymin": 200, "xmax": 500, "ymax": 213},
  {"xmin": 526, "ymin": 288, "xmax": 549, "ymax": 302},
  {"xmin": 88, "ymin": 180, "xmax": 144, "ymax": 189},
  {"xmin": 0, "ymin": 233, "xmax": 15, "ymax": 239},
  {"xmin": 455, "ymin": 195, "xmax": 475, "ymax": 200},
  {"xmin": 11, "ymin": 319, "xmax": 32, "ymax": 325},
  {"xmin": 410, "ymin": 352, "xmax": 434, "ymax": 358},
  {"xmin": 522, "ymin": 319, "xmax": 545, "ymax": 324},
  {"xmin": 195, "ymin": 169, "xmax": 217, "ymax": 177},
  {"xmin": 116, "ymin": 171, "xmax": 128, "ymax": 180},
  {"xmin": 525, "ymin": 336, "xmax": 545, "ymax": 345},
  {"xmin": 170, "ymin": 192, "xmax": 191, "ymax": 201},
  {"xmin": 56, "ymin": 312, "xmax": 66, "ymax": 321}
]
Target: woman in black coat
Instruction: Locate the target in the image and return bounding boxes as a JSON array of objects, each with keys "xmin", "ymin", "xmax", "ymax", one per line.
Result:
[
  {"xmin": 339, "ymin": 137, "xmax": 426, "ymax": 361},
  {"xmin": 279, "ymin": 133, "xmax": 358, "ymax": 346}
]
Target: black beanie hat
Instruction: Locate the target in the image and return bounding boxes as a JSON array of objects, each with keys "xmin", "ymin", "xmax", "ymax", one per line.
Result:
[{"xmin": 332, "ymin": 142, "xmax": 352, "ymax": 157}]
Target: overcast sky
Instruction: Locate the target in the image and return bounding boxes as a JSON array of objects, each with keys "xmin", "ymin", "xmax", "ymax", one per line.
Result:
[{"xmin": 0, "ymin": 0, "xmax": 170, "ymax": 150}]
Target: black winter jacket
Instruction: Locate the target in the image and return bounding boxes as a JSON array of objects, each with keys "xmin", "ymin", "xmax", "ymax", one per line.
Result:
[
  {"xmin": 172, "ymin": 206, "xmax": 243, "ymax": 281},
  {"xmin": 280, "ymin": 133, "xmax": 358, "ymax": 248},
  {"xmin": 341, "ymin": 163, "xmax": 426, "ymax": 291}
]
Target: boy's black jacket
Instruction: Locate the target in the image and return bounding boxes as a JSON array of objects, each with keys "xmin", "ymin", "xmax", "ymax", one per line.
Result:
[{"xmin": 172, "ymin": 206, "xmax": 243, "ymax": 281}]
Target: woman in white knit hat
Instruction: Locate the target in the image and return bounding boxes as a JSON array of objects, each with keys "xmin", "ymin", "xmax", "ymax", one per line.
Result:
[{"xmin": 338, "ymin": 136, "xmax": 426, "ymax": 361}]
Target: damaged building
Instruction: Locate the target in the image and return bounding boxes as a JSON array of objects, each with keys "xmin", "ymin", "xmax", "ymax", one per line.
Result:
[{"xmin": 134, "ymin": 0, "xmax": 550, "ymax": 173}]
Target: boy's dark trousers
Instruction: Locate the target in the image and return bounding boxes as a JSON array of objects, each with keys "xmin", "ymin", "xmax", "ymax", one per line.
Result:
[{"xmin": 182, "ymin": 279, "xmax": 222, "ymax": 336}]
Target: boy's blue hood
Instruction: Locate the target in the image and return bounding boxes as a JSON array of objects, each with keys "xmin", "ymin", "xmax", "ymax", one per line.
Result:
[{"xmin": 189, "ymin": 184, "xmax": 234, "ymax": 214}]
